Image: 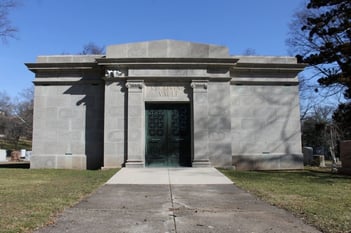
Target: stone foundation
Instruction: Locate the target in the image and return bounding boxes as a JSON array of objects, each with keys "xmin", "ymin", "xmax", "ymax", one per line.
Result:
[
  {"xmin": 30, "ymin": 154, "xmax": 86, "ymax": 169},
  {"xmin": 232, "ymin": 154, "xmax": 304, "ymax": 170}
]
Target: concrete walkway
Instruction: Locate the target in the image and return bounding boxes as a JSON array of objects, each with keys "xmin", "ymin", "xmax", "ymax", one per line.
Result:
[
  {"xmin": 106, "ymin": 167, "xmax": 233, "ymax": 184},
  {"xmin": 35, "ymin": 168, "xmax": 321, "ymax": 233}
]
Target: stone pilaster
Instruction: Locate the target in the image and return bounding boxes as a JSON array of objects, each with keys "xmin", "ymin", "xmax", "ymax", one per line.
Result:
[
  {"xmin": 103, "ymin": 75, "xmax": 126, "ymax": 168},
  {"xmin": 191, "ymin": 80, "xmax": 211, "ymax": 167},
  {"xmin": 125, "ymin": 80, "xmax": 145, "ymax": 167}
]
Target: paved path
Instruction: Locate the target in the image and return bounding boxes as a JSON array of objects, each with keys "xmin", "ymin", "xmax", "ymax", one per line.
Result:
[
  {"xmin": 106, "ymin": 167, "xmax": 233, "ymax": 184},
  {"xmin": 35, "ymin": 168, "xmax": 321, "ymax": 233}
]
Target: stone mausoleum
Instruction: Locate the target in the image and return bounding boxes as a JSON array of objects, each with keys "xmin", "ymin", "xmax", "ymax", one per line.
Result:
[{"xmin": 26, "ymin": 40, "xmax": 305, "ymax": 170}]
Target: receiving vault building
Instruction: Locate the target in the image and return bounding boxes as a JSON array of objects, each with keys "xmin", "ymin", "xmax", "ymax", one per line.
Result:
[{"xmin": 26, "ymin": 40, "xmax": 305, "ymax": 170}]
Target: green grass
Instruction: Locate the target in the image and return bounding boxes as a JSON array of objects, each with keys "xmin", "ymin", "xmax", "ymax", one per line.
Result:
[
  {"xmin": 0, "ymin": 168, "xmax": 118, "ymax": 233},
  {"xmin": 219, "ymin": 168, "xmax": 351, "ymax": 233}
]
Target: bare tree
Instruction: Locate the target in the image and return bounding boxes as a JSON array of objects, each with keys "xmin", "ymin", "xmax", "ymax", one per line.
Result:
[
  {"xmin": 4, "ymin": 116, "xmax": 23, "ymax": 149},
  {"xmin": 301, "ymin": 104, "xmax": 335, "ymax": 153},
  {"xmin": 80, "ymin": 42, "xmax": 105, "ymax": 55},
  {"xmin": 13, "ymin": 86, "xmax": 33, "ymax": 139},
  {"xmin": 241, "ymin": 48, "xmax": 257, "ymax": 56},
  {"xmin": 0, "ymin": 91, "xmax": 11, "ymax": 139},
  {"xmin": 0, "ymin": 91, "xmax": 12, "ymax": 116},
  {"xmin": 287, "ymin": 0, "xmax": 351, "ymax": 99},
  {"xmin": 287, "ymin": 0, "xmax": 351, "ymax": 152},
  {"xmin": 0, "ymin": 0, "xmax": 18, "ymax": 42},
  {"xmin": 0, "ymin": 87, "xmax": 33, "ymax": 149}
]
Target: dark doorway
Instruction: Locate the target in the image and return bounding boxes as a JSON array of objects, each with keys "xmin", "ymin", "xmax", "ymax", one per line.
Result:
[{"xmin": 145, "ymin": 103, "xmax": 191, "ymax": 167}]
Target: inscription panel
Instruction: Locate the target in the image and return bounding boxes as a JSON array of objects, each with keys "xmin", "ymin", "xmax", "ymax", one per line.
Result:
[{"xmin": 145, "ymin": 84, "xmax": 191, "ymax": 101}]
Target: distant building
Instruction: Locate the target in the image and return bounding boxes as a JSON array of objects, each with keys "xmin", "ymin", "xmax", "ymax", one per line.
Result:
[{"xmin": 26, "ymin": 40, "xmax": 305, "ymax": 170}]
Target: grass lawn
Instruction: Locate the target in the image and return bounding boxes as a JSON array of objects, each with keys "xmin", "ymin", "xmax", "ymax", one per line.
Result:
[
  {"xmin": 219, "ymin": 168, "xmax": 351, "ymax": 233},
  {"xmin": 0, "ymin": 168, "xmax": 118, "ymax": 233}
]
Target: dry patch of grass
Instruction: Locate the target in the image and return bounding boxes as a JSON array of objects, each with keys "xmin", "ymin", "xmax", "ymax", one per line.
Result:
[
  {"xmin": 219, "ymin": 168, "xmax": 351, "ymax": 233},
  {"xmin": 0, "ymin": 168, "xmax": 118, "ymax": 233}
]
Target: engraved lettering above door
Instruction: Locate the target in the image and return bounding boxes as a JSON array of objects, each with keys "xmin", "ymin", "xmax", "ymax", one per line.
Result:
[{"xmin": 144, "ymin": 84, "xmax": 191, "ymax": 101}]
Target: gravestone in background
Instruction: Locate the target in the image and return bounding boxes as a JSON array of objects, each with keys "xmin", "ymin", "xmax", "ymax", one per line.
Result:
[
  {"xmin": 340, "ymin": 140, "xmax": 351, "ymax": 174},
  {"xmin": 303, "ymin": 147, "xmax": 313, "ymax": 165},
  {"xmin": 0, "ymin": 149, "xmax": 6, "ymax": 161}
]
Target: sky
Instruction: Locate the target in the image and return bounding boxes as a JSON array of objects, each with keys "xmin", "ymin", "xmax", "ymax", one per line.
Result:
[{"xmin": 0, "ymin": 0, "xmax": 305, "ymax": 98}]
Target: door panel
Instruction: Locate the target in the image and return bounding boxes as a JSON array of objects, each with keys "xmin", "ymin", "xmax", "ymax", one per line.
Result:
[
  {"xmin": 146, "ymin": 104, "xmax": 191, "ymax": 167},
  {"xmin": 146, "ymin": 109, "xmax": 168, "ymax": 166}
]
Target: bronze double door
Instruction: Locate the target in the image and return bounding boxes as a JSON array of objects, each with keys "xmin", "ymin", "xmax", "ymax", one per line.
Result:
[{"xmin": 145, "ymin": 103, "xmax": 191, "ymax": 167}]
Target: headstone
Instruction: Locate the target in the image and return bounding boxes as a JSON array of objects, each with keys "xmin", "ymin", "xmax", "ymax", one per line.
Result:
[
  {"xmin": 25, "ymin": 151, "xmax": 32, "ymax": 161},
  {"xmin": 20, "ymin": 149, "xmax": 26, "ymax": 159},
  {"xmin": 10, "ymin": 151, "xmax": 21, "ymax": 161},
  {"xmin": 312, "ymin": 155, "xmax": 325, "ymax": 167},
  {"xmin": 340, "ymin": 140, "xmax": 351, "ymax": 174},
  {"xmin": 0, "ymin": 149, "xmax": 6, "ymax": 161},
  {"xmin": 303, "ymin": 147, "xmax": 313, "ymax": 165}
]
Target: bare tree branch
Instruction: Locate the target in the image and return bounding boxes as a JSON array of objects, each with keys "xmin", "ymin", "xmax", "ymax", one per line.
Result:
[{"xmin": 0, "ymin": 0, "xmax": 18, "ymax": 43}]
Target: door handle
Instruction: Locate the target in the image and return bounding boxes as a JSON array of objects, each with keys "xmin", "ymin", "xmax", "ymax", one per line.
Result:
[{"xmin": 150, "ymin": 139, "xmax": 160, "ymax": 142}]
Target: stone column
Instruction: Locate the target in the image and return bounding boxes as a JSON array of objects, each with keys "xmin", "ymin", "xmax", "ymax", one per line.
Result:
[
  {"xmin": 125, "ymin": 80, "xmax": 145, "ymax": 167},
  {"xmin": 191, "ymin": 80, "xmax": 211, "ymax": 167}
]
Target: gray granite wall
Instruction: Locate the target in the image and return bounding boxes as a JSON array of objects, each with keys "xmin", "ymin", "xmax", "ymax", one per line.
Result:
[
  {"xmin": 207, "ymin": 81, "xmax": 232, "ymax": 167},
  {"xmin": 31, "ymin": 82, "xmax": 104, "ymax": 169},
  {"xmin": 230, "ymin": 84, "xmax": 303, "ymax": 170},
  {"xmin": 28, "ymin": 54, "xmax": 105, "ymax": 170},
  {"xmin": 103, "ymin": 80, "xmax": 126, "ymax": 168}
]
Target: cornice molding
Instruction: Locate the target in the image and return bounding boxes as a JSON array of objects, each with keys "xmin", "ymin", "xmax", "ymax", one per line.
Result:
[
  {"xmin": 25, "ymin": 62, "xmax": 99, "ymax": 73},
  {"xmin": 231, "ymin": 77, "xmax": 299, "ymax": 85},
  {"xmin": 96, "ymin": 57, "xmax": 238, "ymax": 69}
]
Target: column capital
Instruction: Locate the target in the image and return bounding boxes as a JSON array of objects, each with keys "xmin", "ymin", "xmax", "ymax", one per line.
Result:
[
  {"xmin": 126, "ymin": 81, "xmax": 144, "ymax": 91},
  {"xmin": 191, "ymin": 80, "xmax": 208, "ymax": 92}
]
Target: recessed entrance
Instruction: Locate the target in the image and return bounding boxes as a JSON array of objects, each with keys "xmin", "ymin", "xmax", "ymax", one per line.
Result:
[{"xmin": 145, "ymin": 103, "xmax": 191, "ymax": 167}]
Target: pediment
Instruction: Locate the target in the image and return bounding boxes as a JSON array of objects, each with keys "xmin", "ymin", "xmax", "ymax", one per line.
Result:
[{"xmin": 106, "ymin": 40, "xmax": 230, "ymax": 59}]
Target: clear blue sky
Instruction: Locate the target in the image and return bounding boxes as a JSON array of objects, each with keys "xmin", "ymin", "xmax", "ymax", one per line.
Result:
[{"xmin": 0, "ymin": 0, "xmax": 304, "ymax": 98}]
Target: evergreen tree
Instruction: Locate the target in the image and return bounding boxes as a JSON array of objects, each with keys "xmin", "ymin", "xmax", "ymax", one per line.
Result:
[{"xmin": 288, "ymin": 0, "xmax": 351, "ymax": 139}]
